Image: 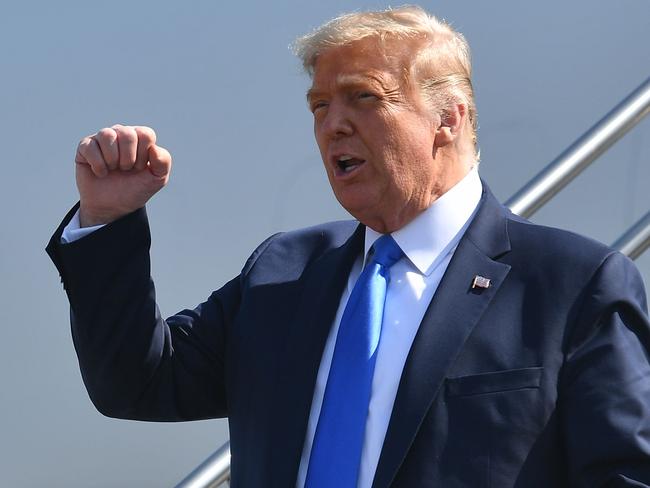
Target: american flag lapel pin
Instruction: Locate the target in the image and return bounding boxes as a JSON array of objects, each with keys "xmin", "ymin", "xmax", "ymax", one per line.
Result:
[{"xmin": 472, "ymin": 275, "xmax": 491, "ymax": 289}]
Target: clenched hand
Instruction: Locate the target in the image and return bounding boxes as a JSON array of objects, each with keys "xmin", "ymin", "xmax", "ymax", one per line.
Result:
[{"xmin": 75, "ymin": 124, "xmax": 172, "ymax": 227}]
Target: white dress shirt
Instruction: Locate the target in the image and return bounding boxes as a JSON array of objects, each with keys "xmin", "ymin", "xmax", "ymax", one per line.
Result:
[
  {"xmin": 62, "ymin": 168, "xmax": 483, "ymax": 487},
  {"xmin": 61, "ymin": 210, "xmax": 104, "ymax": 243},
  {"xmin": 296, "ymin": 168, "xmax": 483, "ymax": 488}
]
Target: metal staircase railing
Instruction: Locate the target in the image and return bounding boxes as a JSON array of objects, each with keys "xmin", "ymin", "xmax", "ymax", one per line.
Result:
[
  {"xmin": 505, "ymin": 77, "xmax": 650, "ymax": 218},
  {"xmin": 174, "ymin": 77, "xmax": 650, "ymax": 488},
  {"xmin": 613, "ymin": 210, "xmax": 650, "ymax": 259},
  {"xmin": 176, "ymin": 441, "xmax": 230, "ymax": 488}
]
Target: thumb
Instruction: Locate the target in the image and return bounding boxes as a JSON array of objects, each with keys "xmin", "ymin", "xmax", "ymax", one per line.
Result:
[{"xmin": 147, "ymin": 145, "xmax": 172, "ymax": 178}]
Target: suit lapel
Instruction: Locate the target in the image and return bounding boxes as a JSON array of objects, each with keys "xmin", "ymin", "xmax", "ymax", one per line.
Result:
[
  {"xmin": 268, "ymin": 223, "xmax": 365, "ymax": 487},
  {"xmin": 372, "ymin": 187, "xmax": 513, "ymax": 488}
]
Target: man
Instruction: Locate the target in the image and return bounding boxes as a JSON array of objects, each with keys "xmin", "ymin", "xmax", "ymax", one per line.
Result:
[{"xmin": 47, "ymin": 6, "xmax": 650, "ymax": 487}]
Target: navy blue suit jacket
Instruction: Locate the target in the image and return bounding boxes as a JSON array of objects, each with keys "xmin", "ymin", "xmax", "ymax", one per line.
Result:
[{"xmin": 47, "ymin": 185, "xmax": 650, "ymax": 487}]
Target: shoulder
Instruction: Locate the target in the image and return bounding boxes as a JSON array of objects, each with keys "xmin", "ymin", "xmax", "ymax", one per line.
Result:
[
  {"xmin": 468, "ymin": 184, "xmax": 618, "ymax": 278},
  {"xmin": 506, "ymin": 214, "xmax": 613, "ymax": 266},
  {"xmin": 241, "ymin": 219, "xmax": 361, "ymax": 277},
  {"xmin": 270, "ymin": 220, "xmax": 360, "ymax": 249},
  {"xmin": 501, "ymin": 210, "xmax": 646, "ymax": 309}
]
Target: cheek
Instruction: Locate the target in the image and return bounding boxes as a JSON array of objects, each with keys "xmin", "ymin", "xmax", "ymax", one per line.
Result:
[
  {"xmin": 315, "ymin": 133, "xmax": 328, "ymax": 161},
  {"xmin": 387, "ymin": 140, "xmax": 436, "ymax": 192}
]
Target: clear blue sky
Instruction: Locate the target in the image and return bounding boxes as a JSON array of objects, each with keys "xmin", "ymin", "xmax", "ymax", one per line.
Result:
[{"xmin": 1, "ymin": 1, "xmax": 648, "ymax": 485}]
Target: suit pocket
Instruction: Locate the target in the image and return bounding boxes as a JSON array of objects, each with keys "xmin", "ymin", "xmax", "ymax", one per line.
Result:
[{"xmin": 445, "ymin": 367, "xmax": 543, "ymax": 397}]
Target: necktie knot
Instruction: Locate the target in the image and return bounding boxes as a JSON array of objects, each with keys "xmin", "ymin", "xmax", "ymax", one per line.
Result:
[{"xmin": 370, "ymin": 234, "xmax": 403, "ymax": 268}]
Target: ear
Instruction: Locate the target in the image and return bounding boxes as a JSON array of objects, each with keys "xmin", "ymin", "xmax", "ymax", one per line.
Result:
[{"xmin": 434, "ymin": 103, "xmax": 467, "ymax": 148}]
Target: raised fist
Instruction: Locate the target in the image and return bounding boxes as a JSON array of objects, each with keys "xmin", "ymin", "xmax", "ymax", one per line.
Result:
[{"xmin": 75, "ymin": 124, "xmax": 172, "ymax": 227}]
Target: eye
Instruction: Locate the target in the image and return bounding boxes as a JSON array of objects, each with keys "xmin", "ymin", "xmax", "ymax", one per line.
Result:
[
  {"xmin": 357, "ymin": 91, "xmax": 377, "ymax": 100},
  {"xmin": 310, "ymin": 100, "xmax": 329, "ymax": 113}
]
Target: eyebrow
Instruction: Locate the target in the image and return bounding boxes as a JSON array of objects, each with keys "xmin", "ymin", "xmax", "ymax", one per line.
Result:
[
  {"xmin": 306, "ymin": 88, "xmax": 322, "ymax": 103},
  {"xmin": 306, "ymin": 74, "xmax": 388, "ymax": 103}
]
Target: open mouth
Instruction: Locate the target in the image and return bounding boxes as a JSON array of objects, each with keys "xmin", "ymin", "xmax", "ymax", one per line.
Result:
[{"xmin": 335, "ymin": 155, "xmax": 366, "ymax": 176}]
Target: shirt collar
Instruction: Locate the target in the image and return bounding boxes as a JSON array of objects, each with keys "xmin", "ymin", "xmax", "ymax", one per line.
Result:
[{"xmin": 364, "ymin": 167, "xmax": 483, "ymax": 276}]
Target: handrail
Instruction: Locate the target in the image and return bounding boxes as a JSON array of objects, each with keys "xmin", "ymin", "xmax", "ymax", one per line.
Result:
[
  {"xmin": 506, "ymin": 77, "xmax": 650, "ymax": 218},
  {"xmin": 174, "ymin": 77, "xmax": 650, "ymax": 488},
  {"xmin": 613, "ymin": 210, "xmax": 650, "ymax": 260},
  {"xmin": 175, "ymin": 441, "xmax": 231, "ymax": 488}
]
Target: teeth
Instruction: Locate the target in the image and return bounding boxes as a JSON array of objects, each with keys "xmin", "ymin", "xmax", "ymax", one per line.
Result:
[{"xmin": 336, "ymin": 155, "xmax": 364, "ymax": 174}]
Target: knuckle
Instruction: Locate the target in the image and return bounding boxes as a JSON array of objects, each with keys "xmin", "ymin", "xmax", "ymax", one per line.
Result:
[
  {"xmin": 78, "ymin": 137, "xmax": 95, "ymax": 154},
  {"xmin": 135, "ymin": 126, "xmax": 156, "ymax": 145},
  {"xmin": 121, "ymin": 126, "xmax": 138, "ymax": 144},
  {"xmin": 79, "ymin": 135, "xmax": 93, "ymax": 146},
  {"xmin": 112, "ymin": 124, "xmax": 134, "ymax": 140},
  {"xmin": 96, "ymin": 128, "xmax": 117, "ymax": 144}
]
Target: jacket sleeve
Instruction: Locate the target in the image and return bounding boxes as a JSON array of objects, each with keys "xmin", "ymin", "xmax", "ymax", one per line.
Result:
[
  {"xmin": 562, "ymin": 251, "xmax": 650, "ymax": 487},
  {"xmin": 46, "ymin": 204, "xmax": 244, "ymax": 422}
]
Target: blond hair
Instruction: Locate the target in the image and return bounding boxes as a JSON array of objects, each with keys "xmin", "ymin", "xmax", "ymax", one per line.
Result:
[{"xmin": 293, "ymin": 5, "xmax": 478, "ymax": 154}]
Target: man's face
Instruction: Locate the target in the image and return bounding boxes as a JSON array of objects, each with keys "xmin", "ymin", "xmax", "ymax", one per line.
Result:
[{"xmin": 308, "ymin": 37, "xmax": 449, "ymax": 233}]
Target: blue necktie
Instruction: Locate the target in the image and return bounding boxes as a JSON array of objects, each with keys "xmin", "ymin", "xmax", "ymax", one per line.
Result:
[{"xmin": 305, "ymin": 234, "xmax": 403, "ymax": 487}]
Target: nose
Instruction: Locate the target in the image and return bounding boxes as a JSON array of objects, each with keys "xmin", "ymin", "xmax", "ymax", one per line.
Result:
[{"xmin": 318, "ymin": 100, "xmax": 354, "ymax": 140}]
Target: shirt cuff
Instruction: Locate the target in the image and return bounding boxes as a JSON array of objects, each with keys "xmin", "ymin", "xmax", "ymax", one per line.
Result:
[{"xmin": 61, "ymin": 209, "xmax": 106, "ymax": 243}]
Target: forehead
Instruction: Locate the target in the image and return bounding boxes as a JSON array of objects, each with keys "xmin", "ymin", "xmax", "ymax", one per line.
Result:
[{"xmin": 309, "ymin": 37, "xmax": 411, "ymax": 92}]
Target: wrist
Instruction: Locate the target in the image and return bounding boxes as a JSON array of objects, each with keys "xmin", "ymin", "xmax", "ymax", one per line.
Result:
[{"xmin": 78, "ymin": 205, "xmax": 128, "ymax": 228}]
